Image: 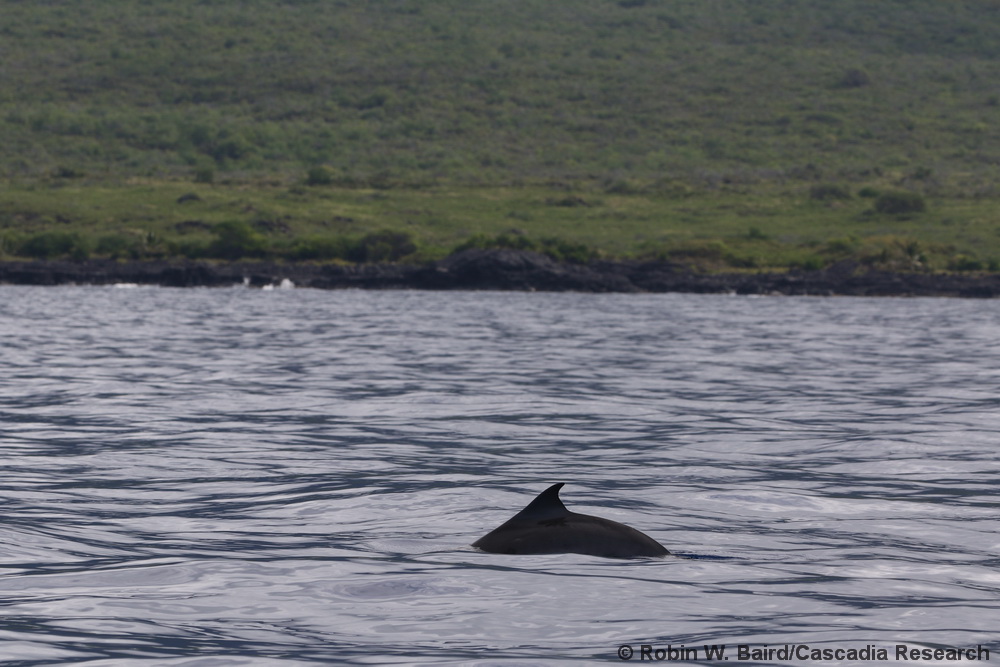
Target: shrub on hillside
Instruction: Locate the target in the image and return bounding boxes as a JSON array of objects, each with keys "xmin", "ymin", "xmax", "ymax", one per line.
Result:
[
  {"xmin": 290, "ymin": 235, "xmax": 351, "ymax": 261},
  {"xmin": 96, "ymin": 234, "xmax": 143, "ymax": 259},
  {"xmin": 948, "ymin": 255, "xmax": 983, "ymax": 272},
  {"xmin": 290, "ymin": 230, "xmax": 417, "ymax": 263},
  {"xmin": 206, "ymin": 221, "xmax": 267, "ymax": 259},
  {"xmin": 823, "ymin": 236, "xmax": 860, "ymax": 256},
  {"xmin": 169, "ymin": 238, "xmax": 209, "ymax": 259},
  {"xmin": 874, "ymin": 191, "xmax": 926, "ymax": 215},
  {"xmin": 306, "ymin": 166, "xmax": 334, "ymax": 186},
  {"xmin": 858, "ymin": 236, "xmax": 927, "ymax": 271},
  {"xmin": 838, "ymin": 68, "xmax": 871, "ymax": 88},
  {"xmin": 538, "ymin": 237, "xmax": 597, "ymax": 264},
  {"xmin": 19, "ymin": 231, "xmax": 90, "ymax": 259},
  {"xmin": 454, "ymin": 232, "xmax": 534, "ymax": 254},
  {"xmin": 52, "ymin": 166, "xmax": 85, "ymax": 179},
  {"xmin": 453, "ymin": 232, "xmax": 596, "ymax": 264},
  {"xmin": 794, "ymin": 256, "xmax": 826, "ymax": 271}
]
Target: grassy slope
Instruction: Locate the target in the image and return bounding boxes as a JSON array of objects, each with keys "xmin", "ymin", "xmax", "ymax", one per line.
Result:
[{"xmin": 1, "ymin": 0, "xmax": 1000, "ymax": 269}]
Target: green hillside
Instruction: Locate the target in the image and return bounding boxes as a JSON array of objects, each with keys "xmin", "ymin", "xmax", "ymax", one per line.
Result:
[{"xmin": 2, "ymin": 0, "xmax": 1000, "ymax": 269}]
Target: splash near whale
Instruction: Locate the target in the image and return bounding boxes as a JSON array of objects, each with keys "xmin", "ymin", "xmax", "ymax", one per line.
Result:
[{"xmin": 472, "ymin": 483, "xmax": 669, "ymax": 559}]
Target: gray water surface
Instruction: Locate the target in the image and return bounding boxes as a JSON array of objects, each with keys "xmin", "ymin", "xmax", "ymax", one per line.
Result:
[{"xmin": 1, "ymin": 286, "xmax": 998, "ymax": 665}]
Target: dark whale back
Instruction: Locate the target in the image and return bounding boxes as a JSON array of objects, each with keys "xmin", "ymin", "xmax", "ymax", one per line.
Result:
[{"xmin": 472, "ymin": 483, "xmax": 669, "ymax": 559}]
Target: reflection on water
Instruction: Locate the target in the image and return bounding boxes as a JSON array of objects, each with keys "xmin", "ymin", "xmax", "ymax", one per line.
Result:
[{"xmin": 1, "ymin": 286, "xmax": 998, "ymax": 664}]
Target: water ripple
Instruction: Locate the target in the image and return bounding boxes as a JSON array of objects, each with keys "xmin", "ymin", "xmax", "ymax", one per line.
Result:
[{"xmin": 1, "ymin": 287, "xmax": 998, "ymax": 663}]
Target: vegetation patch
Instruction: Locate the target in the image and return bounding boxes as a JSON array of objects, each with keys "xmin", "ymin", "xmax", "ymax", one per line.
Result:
[
  {"xmin": 454, "ymin": 231, "xmax": 598, "ymax": 264},
  {"xmin": 809, "ymin": 184, "xmax": 853, "ymax": 201},
  {"xmin": 0, "ymin": 1, "xmax": 999, "ymax": 275},
  {"xmin": 873, "ymin": 191, "xmax": 927, "ymax": 216},
  {"xmin": 0, "ymin": 180, "xmax": 997, "ymax": 274}
]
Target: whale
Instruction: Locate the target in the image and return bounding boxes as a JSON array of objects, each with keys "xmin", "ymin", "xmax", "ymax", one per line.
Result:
[{"xmin": 472, "ymin": 483, "xmax": 669, "ymax": 559}]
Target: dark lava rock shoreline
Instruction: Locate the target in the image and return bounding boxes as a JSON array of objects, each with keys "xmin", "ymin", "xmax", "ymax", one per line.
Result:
[{"xmin": 2, "ymin": 248, "xmax": 999, "ymax": 297}]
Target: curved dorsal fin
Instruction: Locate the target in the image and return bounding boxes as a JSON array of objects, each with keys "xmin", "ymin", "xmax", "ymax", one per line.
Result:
[{"xmin": 511, "ymin": 482, "xmax": 569, "ymax": 521}]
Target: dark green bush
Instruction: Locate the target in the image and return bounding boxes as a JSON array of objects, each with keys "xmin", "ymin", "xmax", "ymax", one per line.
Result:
[
  {"xmin": 290, "ymin": 235, "xmax": 351, "ymax": 261},
  {"xmin": 537, "ymin": 237, "xmax": 597, "ymax": 264},
  {"xmin": 95, "ymin": 234, "xmax": 142, "ymax": 259},
  {"xmin": 168, "ymin": 238, "xmax": 209, "ymax": 259},
  {"xmin": 306, "ymin": 166, "xmax": 334, "ymax": 186},
  {"xmin": 206, "ymin": 221, "xmax": 267, "ymax": 259},
  {"xmin": 795, "ymin": 256, "xmax": 825, "ymax": 271},
  {"xmin": 874, "ymin": 191, "xmax": 926, "ymax": 215},
  {"xmin": 19, "ymin": 231, "xmax": 90, "ymax": 259},
  {"xmin": 208, "ymin": 131, "xmax": 253, "ymax": 164},
  {"xmin": 52, "ymin": 166, "xmax": 85, "ymax": 179},
  {"xmin": 290, "ymin": 230, "xmax": 419, "ymax": 263},
  {"xmin": 838, "ymin": 68, "xmax": 871, "ymax": 88},
  {"xmin": 453, "ymin": 232, "xmax": 596, "ymax": 264},
  {"xmin": 948, "ymin": 255, "xmax": 983, "ymax": 271}
]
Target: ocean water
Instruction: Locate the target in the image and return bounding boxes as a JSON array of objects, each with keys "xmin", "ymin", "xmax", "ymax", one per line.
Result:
[{"xmin": 0, "ymin": 285, "xmax": 998, "ymax": 666}]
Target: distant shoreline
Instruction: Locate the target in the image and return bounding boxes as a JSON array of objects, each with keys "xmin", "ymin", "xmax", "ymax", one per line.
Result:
[{"xmin": 2, "ymin": 249, "xmax": 999, "ymax": 298}]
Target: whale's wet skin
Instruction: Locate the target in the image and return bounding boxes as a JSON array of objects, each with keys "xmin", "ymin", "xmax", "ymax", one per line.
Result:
[
  {"xmin": 1, "ymin": 287, "xmax": 998, "ymax": 664},
  {"xmin": 473, "ymin": 483, "xmax": 669, "ymax": 558}
]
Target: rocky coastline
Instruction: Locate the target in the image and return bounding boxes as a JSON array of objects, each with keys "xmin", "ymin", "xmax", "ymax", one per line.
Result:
[{"xmin": 2, "ymin": 248, "xmax": 999, "ymax": 297}]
